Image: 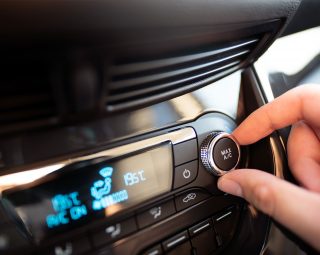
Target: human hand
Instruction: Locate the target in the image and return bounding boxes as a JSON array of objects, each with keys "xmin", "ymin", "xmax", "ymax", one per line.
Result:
[{"xmin": 217, "ymin": 85, "xmax": 320, "ymax": 250}]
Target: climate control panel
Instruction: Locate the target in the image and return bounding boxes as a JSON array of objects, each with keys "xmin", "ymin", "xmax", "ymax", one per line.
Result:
[{"xmin": 0, "ymin": 112, "xmax": 245, "ymax": 255}]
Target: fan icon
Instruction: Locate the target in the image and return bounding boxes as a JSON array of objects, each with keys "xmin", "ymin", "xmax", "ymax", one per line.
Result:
[{"xmin": 90, "ymin": 167, "xmax": 113, "ymax": 200}]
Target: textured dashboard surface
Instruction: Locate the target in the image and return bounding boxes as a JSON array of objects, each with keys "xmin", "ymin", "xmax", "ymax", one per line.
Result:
[{"xmin": 0, "ymin": 0, "xmax": 301, "ymax": 40}]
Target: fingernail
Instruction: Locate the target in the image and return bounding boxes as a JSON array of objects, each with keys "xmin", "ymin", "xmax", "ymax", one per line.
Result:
[{"xmin": 218, "ymin": 177, "xmax": 243, "ymax": 197}]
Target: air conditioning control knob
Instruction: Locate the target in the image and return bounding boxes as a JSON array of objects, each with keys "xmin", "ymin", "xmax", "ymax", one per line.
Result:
[{"xmin": 200, "ymin": 132, "xmax": 240, "ymax": 176}]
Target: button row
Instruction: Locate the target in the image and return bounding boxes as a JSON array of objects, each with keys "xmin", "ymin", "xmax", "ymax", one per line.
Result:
[
  {"xmin": 137, "ymin": 189, "xmax": 210, "ymax": 230},
  {"xmin": 43, "ymin": 189, "xmax": 210, "ymax": 255},
  {"xmin": 92, "ymin": 189, "xmax": 210, "ymax": 249},
  {"xmin": 142, "ymin": 206, "xmax": 238, "ymax": 255}
]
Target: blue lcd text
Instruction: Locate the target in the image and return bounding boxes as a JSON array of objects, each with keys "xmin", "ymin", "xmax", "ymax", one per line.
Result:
[{"xmin": 46, "ymin": 191, "xmax": 88, "ymax": 228}]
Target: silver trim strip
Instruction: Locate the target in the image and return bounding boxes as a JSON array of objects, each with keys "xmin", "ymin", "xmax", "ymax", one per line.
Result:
[
  {"xmin": 269, "ymin": 136, "xmax": 284, "ymax": 179},
  {"xmin": 254, "ymin": 62, "xmax": 275, "ymax": 103},
  {"xmin": 166, "ymin": 235, "xmax": 187, "ymax": 248},
  {"xmin": 216, "ymin": 211, "xmax": 232, "ymax": 222},
  {"xmin": 0, "ymin": 127, "xmax": 196, "ymax": 194},
  {"xmin": 148, "ymin": 251, "xmax": 159, "ymax": 255},
  {"xmin": 192, "ymin": 223, "xmax": 210, "ymax": 234}
]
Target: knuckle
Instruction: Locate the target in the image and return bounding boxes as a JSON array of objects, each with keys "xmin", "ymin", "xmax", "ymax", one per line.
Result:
[{"xmin": 252, "ymin": 184, "xmax": 276, "ymax": 216}]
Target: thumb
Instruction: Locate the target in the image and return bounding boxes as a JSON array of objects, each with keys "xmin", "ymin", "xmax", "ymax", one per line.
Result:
[{"xmin": 217, "ymin": 169, "xmax": 320, "ymax": 251}]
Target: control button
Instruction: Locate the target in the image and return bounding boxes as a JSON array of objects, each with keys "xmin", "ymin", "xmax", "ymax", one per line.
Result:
[
  {"xmin": 213, "ymin": 138, "xmax": 239, "ymax": 171},
  {"xmin": 213, "ymin": 207, "xmax": 239, "ymax": 246},
  {"xmin": 173, "ymin": 139, "xmax": 198, "ymax": 166},
  {"xmin": 190, "ymin": 228, "xmax": 217, "ymax": 255},
  {"xmin": 173, "ymin": 160, "xmax": 198, "ymax": 189},
  {"xmin": 142, "ymin": 244, "xmax": 163, "ymax": 255},
  {"xmin": 45, "ymin": 236, "xmax": 91, "ymax": 255},
  {"xmin": 189, "ymin": 219, "xmax": 213, "ymax": 237},
  {"xmin": 174, "ymin": 189, "xmax": 210, "ymax": 212},
  {"xmin": 166, "ymin": 241, "xmax": 192, "ymax": 255},
  {"xmin": 200, "ymin": 132, "xmax": 240, "ymax": 176},
  {"xmin": 137, "ymin": 200, "xmax": 175, "ymax": 229},
  {"xmin": 162, "ymin": 230, "xmax": 189, "ymax": 252},
  {"xmin": 92, "ymin": 217, "xmax": 137, "ymax": 247}
]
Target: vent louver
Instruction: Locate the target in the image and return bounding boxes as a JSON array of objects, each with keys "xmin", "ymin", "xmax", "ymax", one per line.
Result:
[{"xmin": 106, "ymin": 38, "xmax": 260, "ymax": 112}]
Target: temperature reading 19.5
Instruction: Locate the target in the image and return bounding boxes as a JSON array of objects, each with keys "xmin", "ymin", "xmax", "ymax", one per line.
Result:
[{"xmin": 123, "ymin": 170, "xmax": 147, "ymax": 186}]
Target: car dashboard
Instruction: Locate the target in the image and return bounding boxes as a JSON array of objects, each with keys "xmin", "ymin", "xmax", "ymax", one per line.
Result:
[{"xmin": 0, "ymin": 1, "xmax": 319, "ymax": 255}]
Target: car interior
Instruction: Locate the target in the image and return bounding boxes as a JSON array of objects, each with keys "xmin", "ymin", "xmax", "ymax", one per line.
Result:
[{"xmin": 0, "ymin": 0, "xmax": 319, "ymax": 254}]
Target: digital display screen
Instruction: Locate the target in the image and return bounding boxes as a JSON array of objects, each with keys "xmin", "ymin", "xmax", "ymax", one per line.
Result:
[{"xmin": 3, "ymin": 144, "xmax": 172, "ymax": 241}]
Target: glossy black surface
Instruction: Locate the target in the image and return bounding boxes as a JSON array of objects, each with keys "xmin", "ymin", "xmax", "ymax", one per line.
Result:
[
  {"xmin": 0, "ymin": 0, "xmax": 314, "ymax": 254},
  {"xmin": 0, "ymin": 72, "xmax": 242, "ymax": 174},
  {"xmin": 0, "ymin": 64, "xmax": 290, "ymax": 255},
  {"xmin": 0, "ymin": 1, "xmax": 300, "ymax": 40},
  {"xmin": 3, "ymin": 144, "xmax": 172, "ymax": 241},
  {"xmin": 213, "ymin": 138, "xmax": 239, "ymax": 171}
]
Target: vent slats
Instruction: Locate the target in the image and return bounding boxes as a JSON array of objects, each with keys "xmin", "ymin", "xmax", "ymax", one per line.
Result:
[
  {"xmin": 108, "ymin": 61, "xmax": 240, "ymax": 103},
  {"xmin": 110, "ymin": 39, "xmax": 258, "ymax": 76},
  {"xmin": 109, "ymin": 50, "xmax": 250, "ymax": 90},
  {"xmin": 0, "ymin": 21, "xmax": 277, "ymax": 135},
  {"xmin": 106, "ymin": 38, "xmax": 260, "ymax": 111}
]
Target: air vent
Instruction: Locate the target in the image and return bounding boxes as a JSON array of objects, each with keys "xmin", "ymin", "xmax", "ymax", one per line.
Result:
[
  {"xmin": 106, "ymin": 38, "xmax": 260, "ymax": 112},
  {"xmin": 0, "ymin": 57, "xmax": 58, "ymax": 134}
]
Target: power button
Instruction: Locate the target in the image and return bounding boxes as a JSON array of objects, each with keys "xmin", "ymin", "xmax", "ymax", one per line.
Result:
[{"xmin": 200, "ymin": 132, "xmax": 240, "ymax": 176}]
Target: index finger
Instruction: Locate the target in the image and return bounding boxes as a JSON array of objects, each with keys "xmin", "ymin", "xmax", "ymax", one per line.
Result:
[{"xmin": 233, "ymin": 84, "xmax": 320, "ymax": 145}]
